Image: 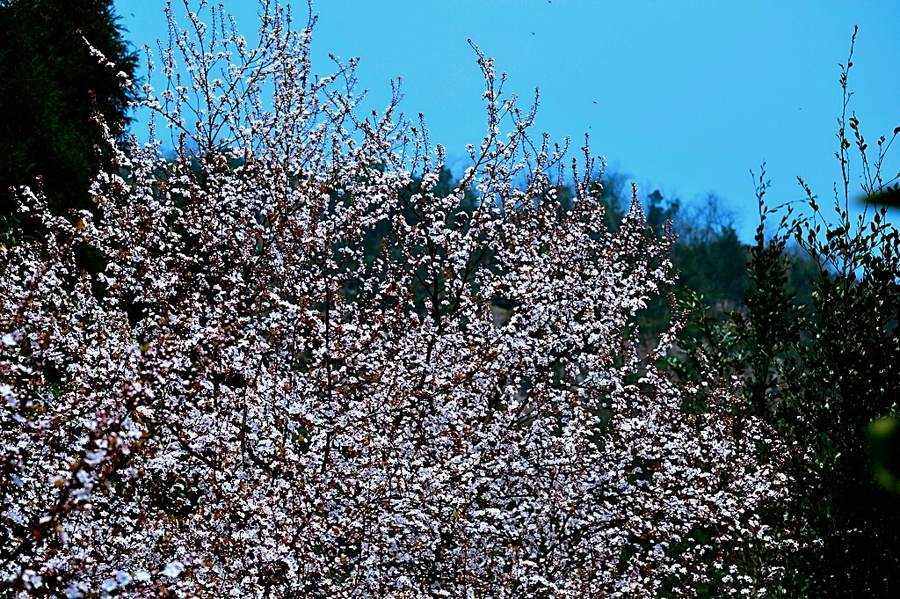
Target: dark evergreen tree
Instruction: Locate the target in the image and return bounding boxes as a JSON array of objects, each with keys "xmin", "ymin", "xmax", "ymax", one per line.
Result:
[{"xmin": 0, "ymin": 0, "xmax": 137, "ymax": 238}]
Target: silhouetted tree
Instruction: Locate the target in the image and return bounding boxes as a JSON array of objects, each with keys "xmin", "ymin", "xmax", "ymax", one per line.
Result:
[{"xmin": 0, "ymin": 0, "xmax": 137, "ymax": 239}]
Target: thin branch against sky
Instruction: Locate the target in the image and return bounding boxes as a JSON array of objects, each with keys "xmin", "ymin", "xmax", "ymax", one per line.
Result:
[{"xmin": 119, "ymin": 0, "xmax": 900, "ymax": 240}]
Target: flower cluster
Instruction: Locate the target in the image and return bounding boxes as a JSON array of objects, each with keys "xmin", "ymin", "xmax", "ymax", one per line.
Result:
[{"xmin": 0, "ymin": 2, "xmax": 788, "ymax": 596}]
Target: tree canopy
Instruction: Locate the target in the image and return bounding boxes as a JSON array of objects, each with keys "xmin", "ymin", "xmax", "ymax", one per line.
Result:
[
  {"xmin": 0, "ymin": 2, "xmax": 791, "ymax": 596},
  {"xmin": 0, "ymin": 0, "xmax": 137, "ymax": 235}
]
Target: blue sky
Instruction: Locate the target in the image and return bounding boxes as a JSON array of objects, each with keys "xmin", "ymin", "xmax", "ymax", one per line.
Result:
[{"xmin": 117, "ymin": 1, "xmax": 899, "ymax": 241}]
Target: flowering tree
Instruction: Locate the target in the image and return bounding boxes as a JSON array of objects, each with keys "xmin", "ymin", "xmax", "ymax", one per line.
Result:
[{"xmin": 0, "ymin": 2, "xmax": 789, "ymax": 596}]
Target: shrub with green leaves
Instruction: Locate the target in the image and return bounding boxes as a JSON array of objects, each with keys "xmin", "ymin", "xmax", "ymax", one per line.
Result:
[{"xmin": 670, "ymin": 27, "xmax": 900, "ymax": 596}]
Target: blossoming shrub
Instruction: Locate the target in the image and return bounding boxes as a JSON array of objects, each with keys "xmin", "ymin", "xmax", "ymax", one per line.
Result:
[{"xmin": 0, "ymin": 2, "xmax": 788, "ymax": 596}]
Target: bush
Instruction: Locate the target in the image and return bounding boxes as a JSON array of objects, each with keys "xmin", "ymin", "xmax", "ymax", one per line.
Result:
[
  {"xmin": 670, "ymin": 27, "xmax": 900, "ymax": 596},
  {"xmin": 0, "ymin": 2, "xmax": 788, "ymax": 596}
]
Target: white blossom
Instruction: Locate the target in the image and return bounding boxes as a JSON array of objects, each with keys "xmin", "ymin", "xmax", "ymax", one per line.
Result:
[{"xmin": 0, "ymin": 1, "xmax": 790, "ymax": 597}]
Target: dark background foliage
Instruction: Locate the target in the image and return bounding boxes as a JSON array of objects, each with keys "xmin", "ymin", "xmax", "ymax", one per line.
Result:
[{"xmin": 0, "ymin": 0, "xmax": 137, "ymax": 240}]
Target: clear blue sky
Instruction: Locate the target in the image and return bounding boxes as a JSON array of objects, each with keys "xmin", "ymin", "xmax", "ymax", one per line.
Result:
[{"xmin": 117, "ymin": 1, "xmax": 899, "ymax": 241}]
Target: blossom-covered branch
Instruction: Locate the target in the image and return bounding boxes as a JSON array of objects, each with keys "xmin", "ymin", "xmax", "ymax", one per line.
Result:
[{"xmin": 0, "ymin": 1, "xmax": 788, "ymax": 596}]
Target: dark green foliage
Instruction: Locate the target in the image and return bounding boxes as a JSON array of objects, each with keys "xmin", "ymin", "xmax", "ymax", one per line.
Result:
[
  {"xmin": 664, "ymin": 34, "xmax": 900, "ymax": 590},
  {"xmin": 671, "ymin": 193, "xmax": 753, "ymax": 309},
  {"xmin": 674, "ymin": 225, "xmax": 748, "ymax": 309},
  {"xmin": 738, "ymin": 181, "xmax": 805, "ymax": 421},
  {"xmin": 774, "ymin": 209, "xmax": 900, "ymax": 597},
  {"xmin": 0, "ymin": 0, "xmax": 137, "ymax": 239},
  {"xmin": 869, "ymin": 416, "xmax": 900, "ymax": 494},
  {"xmin": 764, "ymin": 37, "xmax": 900, "ymax": 592},
  {"xmin": 633, "ymin": 189, "xmax": 756, "ymax": 343},
  {"xmin": 865, "ymin": 185, "xmax": 900, "ymax": 208},
  {"xmin": 666, "ymin": 182, "xmax": 900, "ymax": 597}
]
